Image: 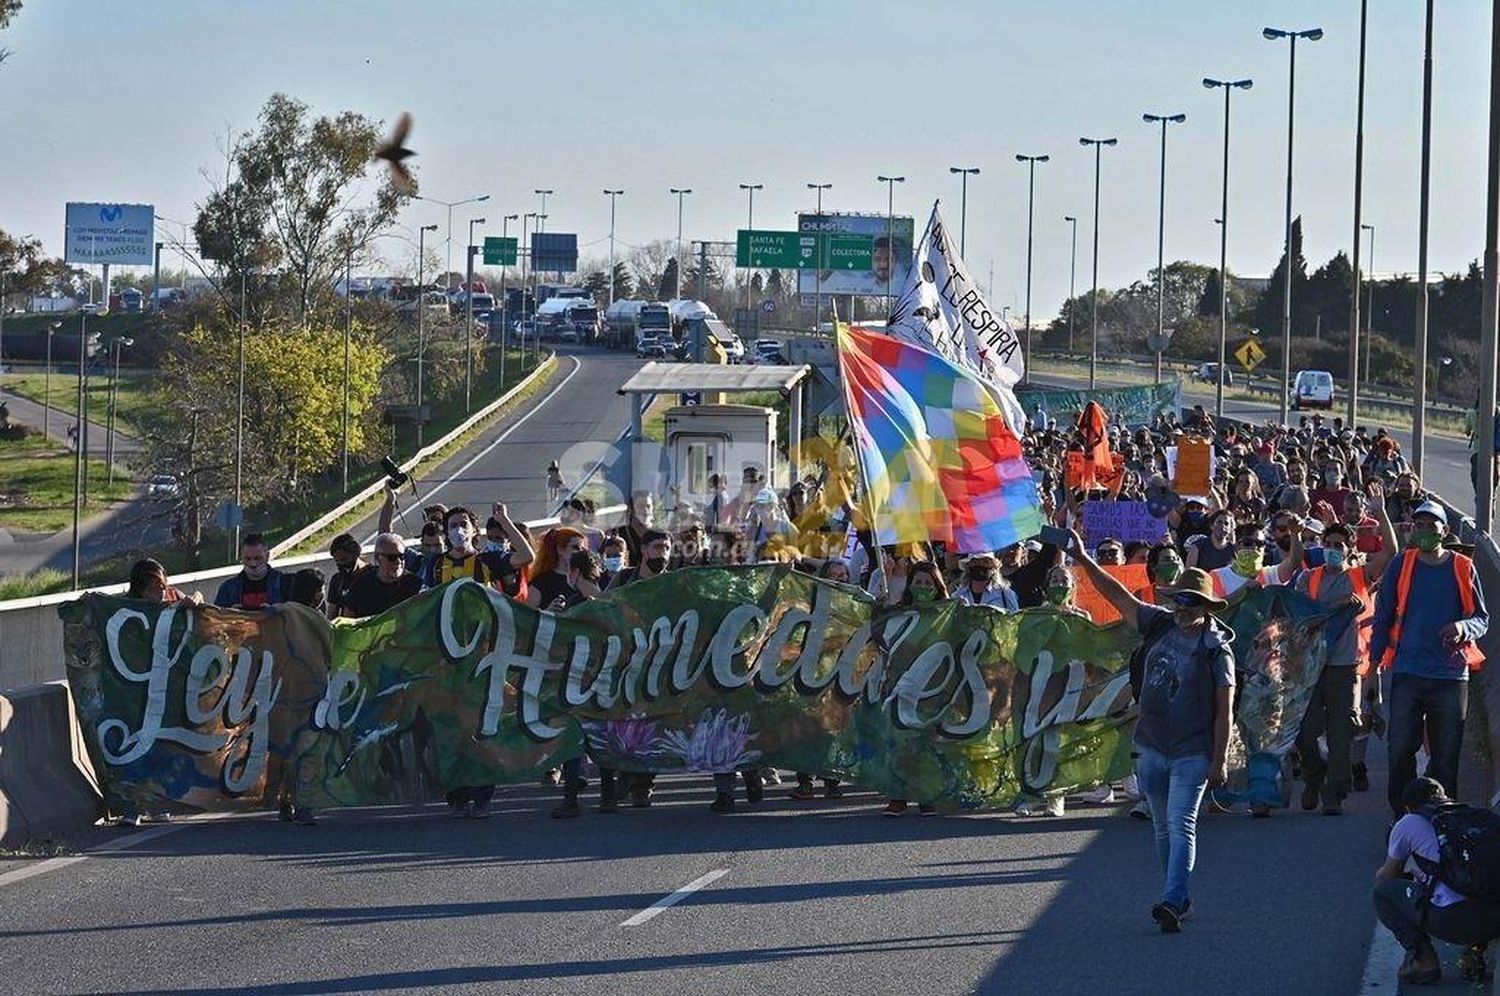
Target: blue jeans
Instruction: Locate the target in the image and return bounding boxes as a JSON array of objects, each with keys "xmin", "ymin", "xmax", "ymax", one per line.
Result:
[{"xmin": 1135, "ymin": 748, "xmax": 1210, "ymax": 909}]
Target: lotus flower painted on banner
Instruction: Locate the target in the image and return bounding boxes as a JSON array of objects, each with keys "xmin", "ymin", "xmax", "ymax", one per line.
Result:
[
  {"xmin": 660, "ymin": 708, "xmax": 762, "ymax": 772},
  {"xmin": 582, "ymin": 713, "xmax": 667, "ymax": 760}
]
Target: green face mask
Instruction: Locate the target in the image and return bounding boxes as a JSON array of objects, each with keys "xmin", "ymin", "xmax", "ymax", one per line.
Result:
[
  {"xmin": 1046, "ymin": 585, "xmax": 1072, "ymax": 606},
  {"xmin": 911, "ymin": 586, "xmax": 939, "ymax": 603},
  {"xmin": 1413, "ymin": 531, "xmax": 1442, "ymax": 553},
  {"xmin": 1153, "ymin": 561, "xmax": 1182, "ymax": 585},
  {"xmin": 1233, "ymin": 549, "xmax": 1263, "ymax": 578}
]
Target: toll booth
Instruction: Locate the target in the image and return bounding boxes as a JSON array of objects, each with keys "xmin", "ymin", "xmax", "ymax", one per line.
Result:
[{"xmin": 616, "ymin": 362, "xmax": 814, "ymax": 521}]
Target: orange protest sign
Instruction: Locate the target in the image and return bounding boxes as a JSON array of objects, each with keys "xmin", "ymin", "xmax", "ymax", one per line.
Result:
[
  {"xmin": 1174, "ymin": 438, "xmax": 1212, "ymax": 494},
  {"xmin": 1065, "ymin": 451, "xmax": 1088, "ymax": 490},
  {"xmin": 1095, "ymin": 453, "xmax": 1127, "ymax": 497},
  {"xmin": 1071, "ymin": 563, "xmax": 1151, "ymax": 626}
]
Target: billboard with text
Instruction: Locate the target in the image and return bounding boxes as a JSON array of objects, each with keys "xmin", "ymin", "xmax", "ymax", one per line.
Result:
[
  {"xmin": 796, "ymin": 212, "xmax": 913, "ymax": 297},
  {"xmin": 64, "ymin": 203, "xmax": 155, "ymax": 266}
]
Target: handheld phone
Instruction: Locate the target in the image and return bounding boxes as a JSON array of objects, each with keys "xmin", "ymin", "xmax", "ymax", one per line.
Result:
[{"xmin": 1038, "ymin": 525, "xmax": 1071, "ymax": 549}]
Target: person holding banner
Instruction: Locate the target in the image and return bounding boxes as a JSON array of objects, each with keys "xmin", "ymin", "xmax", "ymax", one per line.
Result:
[
  {"xmin": 951, "ymin": 554, "xmax": 1017, "ymax": 610},
  {"xmin": 882, "ymin": 560, "xmax": 947, "ymax": 817},
  {"xmin": 1068, "ymin": 530, "xmax": 1234, "ymax": 935}
]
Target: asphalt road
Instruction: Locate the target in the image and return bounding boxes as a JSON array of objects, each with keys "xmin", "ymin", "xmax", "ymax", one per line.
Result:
[
  {"xmin": 1032, "ymin": 369, "xmax": 1478, "ymax": 518},
  {"xmin": 0, "ymin": 768, "xmax": 1400, "ymax": 996},
  {"xmin": 350, "ymin": 344, "xmax": 644, "ymax": 540}
]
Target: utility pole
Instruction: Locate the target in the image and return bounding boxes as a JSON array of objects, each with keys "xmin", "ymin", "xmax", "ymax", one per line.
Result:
[
  {"xmin": 808, "ymin": 182, "xmax": 832, "ymax": 329},
  {"xmin": 342, "ymin": 244, "xmax": 352, "ymax": 493},
  {"xmin": 604, "ymin": 189, "xmax": 624, "ymax": 305},
  {"xmin": 1348, "ymin": 0, "xmax": 1369, "ymax": 426},
  {"xmin": 1204, "ymin": 78, "xmax": 1252, "ymax": 418},
  {"xmin": 416, "ymin": 223, "xmax": 437, "ymax": 446},
  {"xmin": 1063, "ymin": 216, "xmax": 1077, "ymax": 352},
  {"xmin": 670, "ymin": 188, "xmax": 692, "ymax": 300},
  {"xmin": 1475, "ymin": 0, "xmax": 1500, "ymax": 532},
  {"xmin": 1143, "ymin": 113, "xmax": 1186, "ymax": 385},
  {"xmin": 465, "ymin": 215, "xmax": 485, "ymax": 413},
  {"xmin": 949, "ymin": 167, "xmax": 980, "ymax": 255},
  {"xmin": 1016, "ymin": 155, "xmax": 1048, "ymax": 383},
  {"xmin": 1412, "ymin": 0, "xmax": 1434, "ymax": 477},
  {"xmin": 1079, "ymin": 138, "xmax": 1118, "ymax": 389},
  {"xmin": 877, "ymin": 174, "xmax": 906, "ymax": 316},
  {"xmin": 738, "ymin": 182, "xmax": 763, "ymax": 312}
]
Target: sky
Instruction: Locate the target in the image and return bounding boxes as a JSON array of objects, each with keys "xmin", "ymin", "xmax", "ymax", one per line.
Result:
[{"xmin": 0, "ymin": 0, "xmax": 1492, "ymax": 319}]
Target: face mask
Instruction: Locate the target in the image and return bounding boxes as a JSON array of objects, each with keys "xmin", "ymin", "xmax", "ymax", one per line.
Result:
[
  {"xmin": 244, "ymin": 562, "xmax": 269, "ymax": 581},
  {"xmin": 966, "ymin": 567, "xmax": 994, "ymax": 583},
  {"xmin": 1324, "ymin": 472, "xmax": 1340, "ymax": 486},
  {"xmin": 1153, "ymin": 561, "xmax": 1181, "ymax": 585},
  {"xmin": 1046, "ymin": 585, "xmax": 1072, "ymax": 606},
  {"xmin": 1275, "ymin": 535, "xmax": 1292, "ymax": 552},
  {"xmin": 448, "ymin": 526, "xmax": 470, "ymax": 550},
  {"xmin": 911, "ymin": 587, "xmax": 938, "ymax": 603},
  {"xmin": 1414, "ymin": 531, "xmax": 1442, "ymax": 553},
  {"xmin": 645, "ymin": 556, "xmax": 668, "ymax": 574},
  {"xmin": 483, "ymin": 540, "xmax": 503, "ymax": 553},
  {"xmin": 1323, "ymin": 548, "xmax": 1346, "ymax": 571},
  {"xmin": 602, "ymin": 555, "xmax": 624, "ymax": 572},
  {"xmin": 1233, "ymin": 549, "xmax": 1263, "ymax": 577}
]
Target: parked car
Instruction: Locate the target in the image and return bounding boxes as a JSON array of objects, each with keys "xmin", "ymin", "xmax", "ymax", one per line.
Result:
[
  {"xmin": 146, "ymin": 474, "xmax": 180, "ymax": 499},
  {"xmin": 1293, "ymin": 369, "xmax": 1335, "ymax": 410},
  {"xmin": 636, "ymin": 336, "xmax": 668, "ymax": 359},
  {"xmin": 751, "ymin": 338, "xmax": 786, "ymax": 365},
  {"xmin": 1194, "ymin": 362, "xmax": 1233, "ymax": 388}
]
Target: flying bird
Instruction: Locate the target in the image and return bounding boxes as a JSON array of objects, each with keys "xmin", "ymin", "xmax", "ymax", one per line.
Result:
[{"xmin": 375, "ymin": 112, "xmax": 416, "ymax": 196}]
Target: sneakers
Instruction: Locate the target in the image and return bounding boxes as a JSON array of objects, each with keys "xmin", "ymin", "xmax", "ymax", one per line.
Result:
[
  {"xmin": 744, "ymin": 774, "xmax": 765, "ymax": 804},
  {"xmin": 789, "ymin": 785, "xmax": 818, "ymax": 801},
  {"xmin": 761, "ymin": 768, "xmax": 783, "ymax": 786},
  {"xmin": 550, "ymin": 799, "xmax": 581, "ymax": 819},
  {"xmin": 918, "ymin": 804, "xmax": 938, "ymax": 817},
  {"xmin": 541, "ymin": 768, "xmax": 562, "ymax": 787},
  {"xmin": 1128, "ymin": 800, "xmax": 1151, "ymax": 821},
  {"xmin": 117, "ymin": 812, "xmax": 144, "ymax": 828},
  {"xmin": 1122, "ymin": 773, "xmax": 1142, "ymax": 801},
  {"xmin": 630, "ymin": 790, "xmax": 652, "ymax": 809},
  {"xmin": 1352, "ymin": 762, "xmax": 1370, "ymax": 792},
  {"xmin": 1151, "ymin": 901, "xmax": 1183, "ymax": 934},
  {"xmin": 824, "ymin": 782, "xmax": 844, "ymax": 799},
  {"xmin": 1043, "ymin": 796, "xmax": 1066, "ymax": 817},
  {"xmin": 1081, "ymin": 785, "xmax": 1115, "ymax": 804},
  {"xmin": 1323, "ymin": 799, "xmax": 1344, "ymax": 816},
  {"xmin": 291, "ymin": 807, "xmax": 317, "ymax": 826},
  {"xmin": 709, "ymin": 792, "xmax": 735, "ymax": 813},
  {"xmin": 1013, "ymin": 800, "xmax": 1035, "ymax": 817},
  {"xmin": 1300, "ymin": 784, "xmax": 1320, "ymax": 812},
  {"xmin": 883, "ymin": 799, "xmax": 908, "ymax": 817}
]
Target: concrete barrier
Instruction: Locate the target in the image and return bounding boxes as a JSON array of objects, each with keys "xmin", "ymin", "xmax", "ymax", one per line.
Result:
[{"xmin": 0, "ymin": 681, "xmax": 102, "ymax": 848}]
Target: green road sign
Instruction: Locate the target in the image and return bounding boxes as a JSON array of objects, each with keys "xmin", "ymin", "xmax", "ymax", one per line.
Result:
[
  {"xmin": 738, "ymin": 230, "xmax": 874, "ymax": 270},
  {"xmin": 483, "ymin": 236, "xmax": 518, "ymax": 266}
]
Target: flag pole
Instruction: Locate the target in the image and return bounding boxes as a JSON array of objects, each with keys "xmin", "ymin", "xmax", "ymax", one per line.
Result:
[{"xmin": 832, "ymin": 317, "xmax": 884, "ymax": 552}]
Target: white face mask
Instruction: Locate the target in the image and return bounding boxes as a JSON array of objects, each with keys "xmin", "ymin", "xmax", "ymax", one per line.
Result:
[
  {"xmin": 602, "ymin": 555, "xmax": 624, "ymax": 572},
  {"xmin": 448, "ymin": 526, "xmax": 471, "ymax": 550}
]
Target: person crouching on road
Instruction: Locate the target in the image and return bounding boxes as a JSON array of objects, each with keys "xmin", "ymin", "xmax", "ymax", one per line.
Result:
[{"xmin": 1070, "ymin": 529, "xmax": 1234, "ymax": 935}]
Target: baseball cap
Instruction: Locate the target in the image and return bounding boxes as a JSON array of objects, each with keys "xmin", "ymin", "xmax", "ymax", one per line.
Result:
[{"xmin": 1412, "ymin": 500, "xmax": 1448, "ymax": 527}]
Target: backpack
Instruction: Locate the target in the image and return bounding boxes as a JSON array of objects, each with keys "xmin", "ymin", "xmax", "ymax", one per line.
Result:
[{"xmin": 1414, "ymin": 803, "xmax": 1500, "ymax": 902}]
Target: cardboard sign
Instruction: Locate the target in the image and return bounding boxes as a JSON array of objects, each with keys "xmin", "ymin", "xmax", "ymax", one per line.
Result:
[
  {"xmin": 1065, "ymin": 451, "xmax": 1088, "ymax": 490},
  {"xmin": 1071, "ymin": 563, "xmax": 1152, "ymax": 626},
  {"xmin": 1081, "ymin": 500, "xmax": 1169, "ymax": 548},
  {"xmin": 1172, "ymin": 438, "xmax": 1213, "ymax": 495}
]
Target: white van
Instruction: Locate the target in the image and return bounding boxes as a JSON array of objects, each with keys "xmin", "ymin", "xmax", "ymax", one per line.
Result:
[{"xmin": 1293, "ymin": 370, "xmax": 1334, "ymax": 410}]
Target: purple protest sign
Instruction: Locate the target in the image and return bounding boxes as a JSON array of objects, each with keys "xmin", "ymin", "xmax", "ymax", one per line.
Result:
[{"xmin": 1081, "ymin": 500, "xmax": 1168, "ymax": 550}]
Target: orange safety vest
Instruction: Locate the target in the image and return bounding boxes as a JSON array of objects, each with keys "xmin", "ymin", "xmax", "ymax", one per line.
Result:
[
  {"xmin": 1380, "ymin": 549, "xmax": 1485, "ymax": 672},
  {"xmin": 1307, "ymin": 564, "xmax": 1374, "ymax": 676}
]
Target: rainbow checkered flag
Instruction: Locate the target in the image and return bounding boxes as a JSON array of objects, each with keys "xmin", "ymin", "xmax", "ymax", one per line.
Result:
[{"xmin": 837, "ymin": 322, "xmax": 1043, "ymax": 553}]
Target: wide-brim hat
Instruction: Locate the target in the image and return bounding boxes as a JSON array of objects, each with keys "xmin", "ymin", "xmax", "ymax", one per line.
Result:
[{"xmin": 1165, "ymin": 567, "xmax": 1227, "ymax": 608}]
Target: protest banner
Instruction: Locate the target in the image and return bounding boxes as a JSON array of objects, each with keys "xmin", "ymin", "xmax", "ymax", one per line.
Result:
[
  {"xmin": 1071, "ymin": 564, "xmax": 1152, "ymax": 626},
  {"xmin": 58, "ymin": 569, "xmax": 1339, "ymax": 814},
  {"xmin": 1172, "ymin": 438, "xmax": 1213, "ymax": 494},
  {"xmin": 1015, "ymin": 379, "xmax": 1181, "ymax": 429},
  {"xmin": 1081, "ymin": 500, "xmax": 1168, "ymax": 549}
]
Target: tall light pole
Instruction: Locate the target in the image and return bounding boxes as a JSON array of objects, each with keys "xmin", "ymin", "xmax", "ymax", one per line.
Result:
[
  {"xmin": 603, "ymin": 189, "xmax": 624, "ymax": 305},
  {"xmin": 342, "ymin": 243, "xmax": 352, "ymax": 493},
  {"xmin": 1362, "ymin": 222, "xmax": 1376, "ymax": 382},
  {"xmin": 949, "ymin": 167, "xmax": 980, "ymax": 255},
  {"xmin": 808, "ymin": 182, "xmax": 832, "ymax": 327},
  {"xmin": 877, "ymin": 174, "xmax": 905, "ymax": 316},
  {"xmin": 522, "ymin": 212, "xmax": 538, "ymax": 361},
  {"xmin": 534, "ymin": 189, "xmax": 553, "ymax": 281},
  {"xmin": 1348, "ymin": 0, "xmax": 1369, "ymax": 426},
  {"xmin": 465, "ymin": 216, "xmax": 485, "ymax": 412},
  {"xmin": 106, "ymin": 336, "xmax": 133, "ymax": 484},
  {"xmin": 670, "ymin": 188, "xmax": 691, "ymax": 300},
  {"xmin": 739, "ymin": 182, "xmax": 763, "ymax": 312},
  {"xmin": 1063, "ymin": 217, "xmax": 1078, "ymax": 352},
  {"xmin": 1412, "ymin": 0, "xmax": 1435, "ymax": 477},
  {"xmin": 43, "ymin": 320, "xmax": 60, "ymax": 438},
  {"xmin": 1015, "ymin": 155, "xmax": 1048, "ymax": 383},
  {"xmin": 500, "ymin": 213, "xmax": 518, "ymax": 380},
  {"xmin": 412, "ymin": 193, "xmax": 490, "ymax": 291},
  {"xmin": 1264, "ymin": 25, "xmax": 1324, "ymax": 424},
  {"xmin": 233, "ymin": 265, "xmax": 246, "ymax": 558},
  {"xmin": 1079, "ymin": 138, "xmax": 1117, "ymax": 389},
  {"xmin": 1204, "ymin": 78, "xmax": 1252, "ymax": 418},
  {"xmin": 1475, "ymin": 0, "xmax": 1500, "ymax": 533},
  {"xmin": 1142, "ymin": 113, "xmax": 1186, "ymax": 386},
  {"xmin": 416, "ymin": 223, "xmax": 438, "ymax": 446}
]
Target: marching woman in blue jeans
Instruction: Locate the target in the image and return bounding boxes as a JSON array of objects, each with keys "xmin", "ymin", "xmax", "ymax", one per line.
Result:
[{"xmin": 1068, "ymin": 531, "xmax": 1235, "ymax": 933}]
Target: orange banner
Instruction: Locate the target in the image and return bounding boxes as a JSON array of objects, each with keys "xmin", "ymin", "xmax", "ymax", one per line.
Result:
[
  {"xmin": 1174, "ymin": 437, "xmax": 1212, "ymax": 495},
  {"xmin": 1072, "ymin": 563, "xmax": 1152, "ymax": 626}
]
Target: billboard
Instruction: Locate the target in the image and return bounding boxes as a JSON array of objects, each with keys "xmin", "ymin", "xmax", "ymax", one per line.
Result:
[
  {"xmin": 64, "ymin": 203, "xmax": 155, "ymax": 266},
  {"xmin": 531, "ymin": 232, "xmax": 578, "ymax": 273},
  {"xmin": 796, "ymin": 212, "xmax": 914, "ymax": 297}
]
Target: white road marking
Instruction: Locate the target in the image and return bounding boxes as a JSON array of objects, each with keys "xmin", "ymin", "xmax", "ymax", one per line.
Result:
[
  {"xmin": 1359, "ymin": 908, "xmax": 1406, "ymax": 992},
  {"xmin": 361, "ymin": 354, "xmax": 584, "ymax": 544},
  {"xmin": 620, "ymin": 868, "xmax": 729, "ymax": 927},
  {"xmin": 0, "ymin": 812, "xmax": 240, "ymax": 890}
]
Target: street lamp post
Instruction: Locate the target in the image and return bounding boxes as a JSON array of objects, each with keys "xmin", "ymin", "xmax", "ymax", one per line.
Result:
[
  {"xmin": 72, "ymin": 323, "xmax": 85, "ymax": 589},
  {"xmin": 1362, "ymin": 223, "xmax": 1376, "ymax": 382},
  {"xmin": 1435, "ymin": 355, "xmax": 1454, "ymax": 396},
  {"xmin": 877, "ymin": 174, "xmax": 906, "ymax": 316},
  {"xmin": 1203, "ymin": 78, "xmax": 1252, "ymax": 418},
  {"xmin": 43, "ymin": 321, "xmax": 60, "ymax": 438},
  {"xmin": 948, "ymin": 167, "xmax": 980, "ymax": 255},
  {"xmin": 603, "ymin": 190, "xmax": 624, "ymax": 305},
  {"xmin": 1263, "ymin": 25, "xmax": 1324, "ymax": 424},
  {"xmin": 1015, "ymin": 155, "xmax": 1048, "ymax": 383},
  {"xmin": 522, "ymin": 212, "xmax": 538, "ymax": 368},
  {"xmin": 808, "ymin": 182, "xmax": 832, "ymax": 328},
  {"xmin": 534, "ymin": 189, "xmax": 553, "ymax": 279},
  {"xmin": 1079, "ymin": 137, "xmax": 1118, "ymax": 389},
  {"xmin": 465, "ymin": 215, "xmax": 485, "ymax": 413},
  {"xmin": 530, "ymin": 214, "xmax": 546, "ymax": 368},
  {"xmin": 412, "ymin": 193, "xmax": 490, "ymax": 291},
  {"xmin": 1143, "ymin": 113, "xmax": 1187, "ymax": 386},
  {"xmin": 416, "ymin": 223, "xmax": 438, "ymax": 446},
  {"xmin": 670, "ymin": 188, "xmax": 692, "ymax": 300},
  {"xmin": 106, "ymin": 336, "xmax": 133, "ymax": 485},
  {"xmin": 233, "ymin": 267, "xmax": 246, "ymax": 559},
  {"xmin": 342, "ymin": 244, "xmax": 352, "ymax": 493},
  {"xmin": 1063, "ymin": 217, "xmax": 1078, "ymax": 352},
  {"xmin": 1348, "ymin": 0, "xmax": 1369, "ymax": 427},
  {"xmin": 738, "ymin": 182, "xmax": 763, "ymax": 312},
  {"xmin": 500, "ymin": 213, "xmax": 518, "ymax": 384},
  {"xmin": 1412, "ymin": 0, "xmax": 1435, "ymax": 476}
]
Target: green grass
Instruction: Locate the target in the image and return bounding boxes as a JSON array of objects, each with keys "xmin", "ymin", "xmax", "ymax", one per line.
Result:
[
  {"xmin": 0, "ymin": 371, "xmax": 151, "ymax": 438},
  {"xmin": 0, "ymin": 433, "xmax": 134, "ymax": 533}
]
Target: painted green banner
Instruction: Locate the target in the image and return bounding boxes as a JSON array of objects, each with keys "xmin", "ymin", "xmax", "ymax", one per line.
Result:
[
  {"xmin": 57, "ymin": 567, "xmax": 1335, "ymax": 814},
  {"xmin": 1015, "ymin": 379, "xmax": 1182, "ymax": 428}
]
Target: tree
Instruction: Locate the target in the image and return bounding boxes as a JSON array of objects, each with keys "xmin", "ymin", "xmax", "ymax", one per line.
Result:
[
  {"xmin": 581, "ymin": 270, "xmax": 609, "ymax": 297},
  {"xmin": 193, "ymin": 93, "xmax": 410, "ymax": 321},
  {"xmin": 0, "ymin": 0, "xmax": 22, "ymax": 66},
  {"xmin": 626, "ymin": 240, "xmax": 674, "ymax": 298},
  {"xmin": 657, "ymin": 257, "xmax": 679, "ymax": 301},
  {"xmin": 610, "ymin": 261, "xmax": 634, "ymax": 301},
  {"xmin": 1305, "ymin": 251, "xmax": 1354, "ymax": 335},
  {"xmin": 143, "ymin": 319, "xmax": 389, "ymax": 550},
  {"xmin": 1254, "ymin": 215, "xmax": 1311, "ymax": 335}
]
